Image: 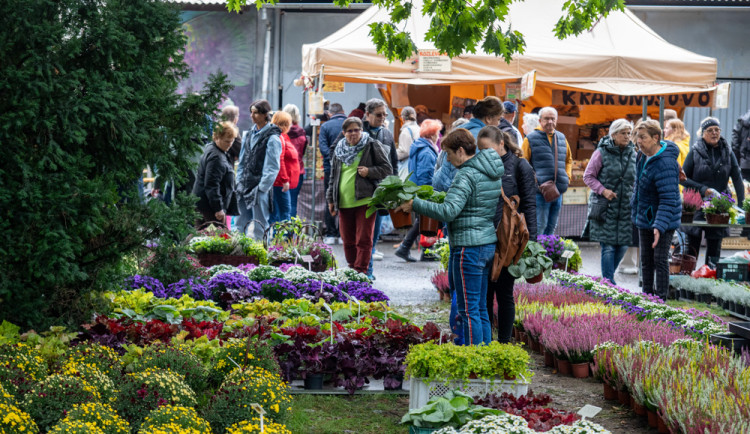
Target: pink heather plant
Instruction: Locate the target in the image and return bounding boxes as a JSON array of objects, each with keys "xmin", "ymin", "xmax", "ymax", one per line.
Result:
[
  {"xmin": 682, "ymin": 188, "xmax": 703, "ymax": 213},
  {"xmin": 514, "ymin": 283, "xmax": 598, "ymax": 306}
]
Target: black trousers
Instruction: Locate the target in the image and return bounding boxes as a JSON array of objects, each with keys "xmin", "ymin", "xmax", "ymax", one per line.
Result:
[
  {"xmin": 639, "ymin": 228, "xmax": 674, "ymax": 301},
  {"xmin": 323, "ymin": 170, "xmax": 339, "ymax": 237},
  {"xmin": 687, "ymin": 233, "xmax": 722, "ymax": 267},
  {"xmin": 486, "ymin": 266, "xmax": 515, "ymax": 343},
  {"xmin": 401, "ymin": 213, "xmax": 420, "ymax": 250}
]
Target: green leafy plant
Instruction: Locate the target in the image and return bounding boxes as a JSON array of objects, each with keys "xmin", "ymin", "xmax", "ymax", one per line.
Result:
[
  {"xmin": 401, "ymin": 390, "xmax": 501, "ymax": 429},
  {"xmin": 366, "ymin": 175, "xmax": 422, "ymax": 218},
  {"xmin": 61, "ymin": 363, "xmax": 118, "ymax": 406},
  {"xmin": 404, "ymin": 342, "xmax": 533, "ymax": 384},
  {"xmin": 703, "ymin": 192, "xmax": 734, "ymax": 215},
  {"xmin": 129, "ymin": 344, "xmax": 209, "ymax": 393},
  {"xmin": 507, "ymin": 241, "xmax": 554, "ymax": 280},
  {"xmin": 209, "ymin": 338, "xmax": 281, "ymax": 387}
]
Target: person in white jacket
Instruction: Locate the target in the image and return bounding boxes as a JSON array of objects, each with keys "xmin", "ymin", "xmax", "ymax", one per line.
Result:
[{"xmin": 397, "ymin": 106, "xmax": 420, "ymax": 180}]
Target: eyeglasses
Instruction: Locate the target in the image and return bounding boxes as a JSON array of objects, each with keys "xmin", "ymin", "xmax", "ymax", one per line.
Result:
[
  {"xmin": 373, "ymin": 113, "xmax": 387, "ymax": 118},
  {"xmin": 345, "ymin": 129, "xmax": 361, "ymax": 134},
  {"xmin": 705, "ymin": 127, "xmax": 721, "ymax": 134}
]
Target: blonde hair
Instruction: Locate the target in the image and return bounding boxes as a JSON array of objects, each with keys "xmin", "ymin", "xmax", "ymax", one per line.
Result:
[
  {"xmin": 213, "ymin": 121, "xmax": 239, "ymax": 142},
  {"xmin": 665, "ymin": 118, "xmax": 688, "ymax": 142},
  {"xmin": 271, "ymin": 111, "xmax": 292, "ymax": 133},
  {"xmin": 635, "ymin": 119, "xmax": 662, "ymax": 141}
]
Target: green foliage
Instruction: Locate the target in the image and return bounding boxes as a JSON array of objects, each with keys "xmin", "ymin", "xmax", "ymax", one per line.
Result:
[
  {"xmin": 404, "ymin": 342, "xmax": 532, "ymax": 384},
  {"xmin": 366, "ymin": 175, "xmax": 422, "ymax": 218},
  {"xmin": 116, "ymin": 368, "xmax": 197, "ymax": 427},
  {"xmin": 507, "ymin": 241, "xmax": 554, "ymax": 279},
  {"xmin": 226, "ymin": 0, "xmax": 622, "ymax": 62},
  {"xmin": 105, "ymin": 288, "xmax": 228, "ymax": 324},
  {"xmin": 0, "ymin": 0, "xmax": 231, "ymax": 330},
  {"xmin": 22, "ymin": 374, "xmax": 101, "ymax": 431},
  {"xmin": 400, "ymin": 390, "xmax": 501, "ymax": 428},
  {"xmin": 209, "ymin": 338, "xmax": 281, "ymax": 386},
  {"xmin": 129, "ymin": 344, "xmax": 210, "ymax": 393},
  {"xmin": 0, "ymin": 343, "xmax": 48, "ymax": 397},
  {"xmin": 61, "ymin": 363, "xmax": 118, "ymax": 406}
]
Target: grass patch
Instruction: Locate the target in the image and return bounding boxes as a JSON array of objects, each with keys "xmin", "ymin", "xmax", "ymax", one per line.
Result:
[{"xmin": 287, "ymin": 394, "xmax": 409, "ymax": 433}]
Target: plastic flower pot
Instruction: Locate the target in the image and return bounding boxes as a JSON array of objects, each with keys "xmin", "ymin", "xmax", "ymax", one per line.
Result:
[
  {"xmin": 519, "ymin": 331, "xmax": 528, "ymax": 345},
  {"xmin": 681, "ymin": 212, "xmax": 694, "ymax": 224},
  {"xmin": 633, "ymin": 401, "xmax": 647, "ymax": 416},
  {"xmin": 647, "ymin": 410, "xmax": 658, "ymax": 428},
  {"xmin": 389, "ymin": 209, "xmax": 413, "ymax": 229},
  {"xmin": 529, "ymin": 337, "xmax": 539, "ymax": 353},
  {"xmin": 544, "ymin": 349, "xmax": 555, "ymax": 367},
  {"xmin": 705, "ymin": 213, "xmax": 730, "ymax": 224},
  {"xmin": 303, "ymin": 374, "xmax": 324, "ymax": 390},
  {"xmin": 697, "ymin": 293, "xmax": 712, "ymax": 304},
  {"xmin": 657, "ymin": 414, "xmax": 670, "ymax": 433},
  {"xmin": 617, "ymin": 390, "xmax": 630, "ymax": 406},
  {"xmin": 409, "ymin": 427, "xmax": 440, "ymax": 434},
  {"xmin": 603, "ymin": 383, "xmax": 618, "ymax": 400},
  {"xmin": 571, "ymin": 362, "xmax": 589, "ymax": 379},
  {"xmin": 384, "ymin": 374, "xmax": 404, "ymax": 391},
  {"xmin": 419, "ymin": 215, "xmax": 440, "ymax": 237},
  {"xmin": 556, "ymin": 359, "xmax": 572, "ymax": 376},
  {"xmin": 553, "ymin": 357, "xmax": 559, "ymax": 371}
]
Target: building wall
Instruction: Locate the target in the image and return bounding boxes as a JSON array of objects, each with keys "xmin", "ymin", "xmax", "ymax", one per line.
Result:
[
  {"xmin": 629, "ymin": 7, "xmax": 750, "ymax": 136},
  {"xmin": 179, "ymin": 9, "xmax": 381, "ymax": 133}
]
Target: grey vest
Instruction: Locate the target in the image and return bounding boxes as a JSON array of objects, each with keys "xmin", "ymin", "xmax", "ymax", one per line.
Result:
[{"xmin": 588, "ymin": 137, "xmax": 636, "ymax": 246}]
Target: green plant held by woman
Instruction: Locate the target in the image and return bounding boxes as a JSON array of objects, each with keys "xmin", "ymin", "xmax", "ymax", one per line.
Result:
[{"xmin": 507, "ymin": 241, "xmax": 554, "ymax": 280}]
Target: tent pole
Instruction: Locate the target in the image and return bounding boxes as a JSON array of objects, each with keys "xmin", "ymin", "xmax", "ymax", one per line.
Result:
[
  {"xmin": 642, "ymin": 98, "xmax": 648, "ymax": 121},
  {"xmin": 658, "ymin": 97, "xmax": 665, "ymax": 130},
  {"xmin": 311, "ymin": 124, "xmax": 317, "ymax": 226}
]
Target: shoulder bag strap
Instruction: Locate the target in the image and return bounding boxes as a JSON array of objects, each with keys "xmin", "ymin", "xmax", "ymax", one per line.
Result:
[{"xmin": 552, "ymin": 133, "xmax": 558, "ymax": 184}]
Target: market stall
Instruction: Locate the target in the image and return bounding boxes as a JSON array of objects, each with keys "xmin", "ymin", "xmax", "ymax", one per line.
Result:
[{"xmin": 301, "ymin": 0, "xmax": 723, "ymax": 237}]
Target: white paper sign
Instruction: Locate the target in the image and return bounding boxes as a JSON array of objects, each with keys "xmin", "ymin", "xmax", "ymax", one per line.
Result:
[
  {"xmin": 417, "ymin": 50, "xmax": 451, "ymax": 73},
  {"xmin": 577, "ymin": 404, "xmax": 601, "ymax": 419},
  {"xmin": 561, "ymin": 250, "xmax": 574, "ymax": 259},
  {"xmin": 300, "ymin": 255, "xmax": 314, "ymax": 263}
]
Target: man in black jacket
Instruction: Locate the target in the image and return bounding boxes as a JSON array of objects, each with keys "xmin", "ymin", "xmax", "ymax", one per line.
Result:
[{"xmin": 732, "ymin": 109, "xmax": 750, "ymax": 181}]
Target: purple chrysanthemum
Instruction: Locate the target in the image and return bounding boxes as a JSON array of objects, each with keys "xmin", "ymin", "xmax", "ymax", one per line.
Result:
[{"xmin": 124, "ymin": 275, "xmax": 165, "ymax": 296}]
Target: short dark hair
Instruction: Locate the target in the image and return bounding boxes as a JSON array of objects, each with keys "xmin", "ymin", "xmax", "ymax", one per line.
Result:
[
  {"xmin": 477, "ymin": 125, "xmax": 521, "ymax": 157},
  {"xmin": 463, "ymin": 105, "xmax": 475, "ymax": 115},
  {"xmin": 250, "ymin": 99, "xmax": 272, "ymax": 120},
  {"xmin": 442, "ymin": 128, "xmax": 476, "ymax": 156},
  {"xmin": 330, "ymin": 103, "xmax": 345, "ymax": 114},
  {"xmin": 342, "ymin": 117, "xmax": 363, "ymax": 132}
]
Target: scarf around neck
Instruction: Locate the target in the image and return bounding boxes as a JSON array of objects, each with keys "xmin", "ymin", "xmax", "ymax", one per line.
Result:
[{"xmin": 334, "ymin": 132, "xmax": 370, "ymax": 166}]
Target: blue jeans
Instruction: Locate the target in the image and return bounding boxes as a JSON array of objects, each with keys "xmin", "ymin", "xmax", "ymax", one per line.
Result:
[
  {"xmin": 367, "ymin": 213, "xmax": 384, "ymax": 277},
  {"xmin": 451, "ymin": 244, "xmax": 495, "ymax": 345},
  {"xmin": 289, "ymin": 173, "xmax": 304, "ymax": 217},
  {"xmin": 270, "ymin": 186, "xmax": 291, "ymax": 224},
  {"xmin": 600, "ymin": 243, "xmax": 628, "ymax": 285},
  {"xmin": 235, "ymin": 197, "xmax": 253, "ymax": 234},
  {"xmin": 448, "ymin": 254, "xmax": 464, "ymax": 345},
  {"xmin": 536, "ymin": 193, "xmax": 563, "ymax": 236}
]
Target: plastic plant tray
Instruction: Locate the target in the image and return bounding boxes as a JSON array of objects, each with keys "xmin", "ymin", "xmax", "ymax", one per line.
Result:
[{"xmin": 728, "ymin": 322, "xmax": 750, "ymax": 340}]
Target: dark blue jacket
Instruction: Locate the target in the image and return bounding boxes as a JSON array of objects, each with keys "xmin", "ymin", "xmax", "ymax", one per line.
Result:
[
  {"xmin": 527, "ymin": 129, "xmax": 569, "ymax": 195},
  {"xmin": 631, "ymin": 141, "xmax": 682, "ymax": 233},
  {"xmin": 318, "ymin": 113, "xmax": 347, "ymax": 173},
  {"xmin": 408, "ymin": 137, "xmax": 437, "ymax": 187}
]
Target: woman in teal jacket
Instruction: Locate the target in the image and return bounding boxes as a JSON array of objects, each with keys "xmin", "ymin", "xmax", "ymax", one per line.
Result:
[{"xmin": 397, "ymin": 129, "xmax": 503, "ymax": 345}]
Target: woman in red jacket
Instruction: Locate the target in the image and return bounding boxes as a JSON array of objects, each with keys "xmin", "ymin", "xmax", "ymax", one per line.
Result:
[
  {"xmin": 270, "ymin": 111, "xmax": 299, "ymax": 224},
  {"xmin": 284, "ymin": 104, "xmax": 308, "ymax": 217}
]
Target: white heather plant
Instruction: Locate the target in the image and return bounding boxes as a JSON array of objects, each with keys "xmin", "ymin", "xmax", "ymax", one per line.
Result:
[{"xmin": 434, "ymin": 414, "xmax": 612, "ymax": 434}]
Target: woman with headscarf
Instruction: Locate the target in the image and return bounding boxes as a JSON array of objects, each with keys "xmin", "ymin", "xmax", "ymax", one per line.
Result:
[
  {"xmin": 681, "ymin": 117, "xmax": 744, "ymax": 266},
  {"xmin": 193, "ymin": 121, "xmax": 240, "ymax": 228},
  {"xmin": 583, "ymin": 119, "xmax": 636, "ymax": 285},
  {"xmin": 326, "ymin": 117, "xmax": 392, "ymax": 274}
]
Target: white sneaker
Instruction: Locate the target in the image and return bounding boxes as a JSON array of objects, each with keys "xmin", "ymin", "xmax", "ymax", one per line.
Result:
[
  {"xmin": 323, "ymin": 237, "xmax": 337, "ymax": 245},
  {"xmin": 618, "ymin": 267, "xmax": 638, "ymax": 275},
  {"xmin": 372, "ymin": 251, "xmax": 384, "ymax": 261},
  {"xmin": 337, "ymin": 237, "xmax": 343, "ymax": 245}
]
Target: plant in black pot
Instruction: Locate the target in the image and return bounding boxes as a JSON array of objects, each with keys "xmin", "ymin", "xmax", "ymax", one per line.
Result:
[{"xmin": 507, "ymin": 241, "xmax": 554, "ymax": 283}]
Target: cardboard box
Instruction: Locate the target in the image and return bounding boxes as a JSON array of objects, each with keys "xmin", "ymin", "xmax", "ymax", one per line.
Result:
[{"xmin": 563, "ymin": 187, "xmax": 590, "ymax": 205}]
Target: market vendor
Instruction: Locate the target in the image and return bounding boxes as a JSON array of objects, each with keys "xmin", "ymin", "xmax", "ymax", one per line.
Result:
[{"xmin": 681, "ymin": 117, "xmax": 744, "ymax": 266}]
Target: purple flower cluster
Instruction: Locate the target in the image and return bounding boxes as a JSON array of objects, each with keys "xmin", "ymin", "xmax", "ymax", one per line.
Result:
[
  {"xmin": 260, "ymin": 278, "xmax": 301, "ymax": 302},
  {"xmin": 124, "ymin": 275, "xmax": 165, "ymax": 295},
  {"xmin": 536, "ymin": 234, "xmax": 564, "ymax": 260},
  {"xmin": 277, "ymin": 263, "xmax": 302, "ymax": 272},
  {"xmin": 206, "ymin": 272, "xmax": 261, "ymax": 307},
  {"xmin": 166, "ymin": 278, "xmax": 212, "ymax": 301},
  {"xmin": 237, "ymin": 263, "xmax": 258, "ymax": 273},
  {"xmin": 296, "ymin": 280, "xmax": 343, "ymax": 303},
  {"xmin": 337, "ymin": 281, "xmax": 390, "ymax": 303}
]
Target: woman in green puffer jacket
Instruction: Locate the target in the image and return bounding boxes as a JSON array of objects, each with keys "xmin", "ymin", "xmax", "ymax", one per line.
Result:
[{"xmin": 397, "ymin": 128, "xmax": 503, "ymax": 345}]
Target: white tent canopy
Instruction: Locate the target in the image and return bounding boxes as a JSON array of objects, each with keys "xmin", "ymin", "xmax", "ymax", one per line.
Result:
[{"xmin": 302, "ymin": 0, "xmax": 718, "ymax": 95}]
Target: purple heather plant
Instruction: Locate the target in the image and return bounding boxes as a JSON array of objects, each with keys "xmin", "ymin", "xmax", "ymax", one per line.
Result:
[{"xmin": 124, "ymin": 275, "xmax": 165, "ymax": 295}]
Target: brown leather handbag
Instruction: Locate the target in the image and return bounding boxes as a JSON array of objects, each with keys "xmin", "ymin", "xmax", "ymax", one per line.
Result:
[
  {"xmin": 538, "ymin": 133, "xmax": 561, "ymax": 202},
  {"xmin": 491, "ymin": 191, "xmax": 530, "ymax": 282}
]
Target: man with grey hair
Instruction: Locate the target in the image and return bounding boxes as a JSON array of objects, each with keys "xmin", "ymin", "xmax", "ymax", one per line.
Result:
[
  {"xmin": 397, "ymin": 106, "xmax": 420, "ymax": 179},
  {"xmin": 363, "ymin": 98, "xmax": 397, "ymax": 277},
  {"xmin": 521, "ymin": 107, "xmax": 572, "ymax": 235},
  {"xmin": 221, "ymin": 105, "xmax": 242, "ymax": 162}
]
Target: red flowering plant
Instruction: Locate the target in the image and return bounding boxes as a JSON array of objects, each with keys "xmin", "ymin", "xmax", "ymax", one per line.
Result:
[{"xmin": 474, "ymin": 390, "xmax": 580, "ymax": 431}]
